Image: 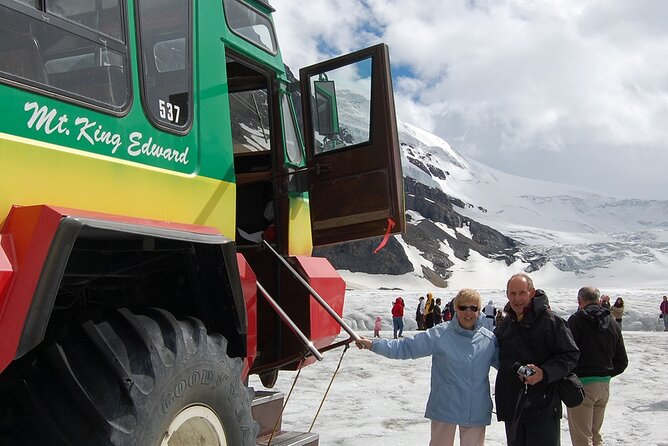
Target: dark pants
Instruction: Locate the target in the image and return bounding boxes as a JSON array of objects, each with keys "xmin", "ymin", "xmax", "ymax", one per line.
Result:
[
  {"xmin": 505, "ymin": 418, "xmax": 560, "ymax": 446},
  {"xmin": 392, "ymin": 316, "xmax": 404, "ymax": 338}
]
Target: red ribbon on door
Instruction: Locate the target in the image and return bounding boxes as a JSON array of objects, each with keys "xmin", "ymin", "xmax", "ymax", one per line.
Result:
[{"xmin": 373, "ymin": 218, "xmax": 396, "ymax": 254}]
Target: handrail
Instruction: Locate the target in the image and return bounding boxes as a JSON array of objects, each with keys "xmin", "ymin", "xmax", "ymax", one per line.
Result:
[
  {"xmin": 256, "ymin": 281, "xmax": 323, "ymax": 361},
  {"xmin": 262, "ymin": 240, "xmax": 361, "ymax": 343}
]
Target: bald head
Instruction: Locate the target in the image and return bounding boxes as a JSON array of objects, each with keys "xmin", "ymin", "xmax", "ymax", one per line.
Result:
[
  {"xmin": 507, "ymin": 273, "xmax": 534, "ymax": 291},
  {"xmin": 506, "ymin": 273, "xmax": 536, "ymax": 315}
]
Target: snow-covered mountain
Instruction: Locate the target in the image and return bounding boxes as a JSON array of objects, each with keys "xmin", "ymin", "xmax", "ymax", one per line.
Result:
[
  {"xmin": 402, "ymin": 119, "xmax": 668, "ymax": 285},
  {"xmin": 276, "ymin": 68, "xmax": 668, "ymax": 289},
  {"xmin": 315, "ymin": 114, "xmax": 668, "ymax": 290}
]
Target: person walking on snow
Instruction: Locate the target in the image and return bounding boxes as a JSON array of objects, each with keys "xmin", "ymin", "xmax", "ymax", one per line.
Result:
[
  {"xmin": 434, "ymin": 298, "xmax": 443, "ymax": 324},
  {"xmin": 600, "ymin": 295, "xmax": 611, "ymax": 309},
  {"xmin": 567, "ymin": 286, "xmax": 627, "ymax": 446},
  {"xmin": 495, "ymin": 309, "xmax": 505, "ymax": 327},
  {"xmin": 392, "ymin": 297, "xmax": 405, "ymax": 338},
  {"xmin": 660, "ymin": 296, "xmax": 668, "ymax": 332},
  {"xmin": 611, "ymin": 297, "xmax": 624, "ymax": 329},
  {"xmin": 373, "ymin": 316, "xmax": 382, "ymax": 338},
  {"xmin": 482, "ymin": 300, "xmax": 496, "ymax": 331},
  {"xmin": 425, "ymin": 292, "xmax": 436, "ymax": 329},
  {"xmin": 416, "ymin": 296, "xmax": 426, "ymax": 330}
]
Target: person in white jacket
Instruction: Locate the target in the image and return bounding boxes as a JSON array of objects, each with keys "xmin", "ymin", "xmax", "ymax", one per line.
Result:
[
  {"xmin": 482, "ymin": 299, "xmax": 497, "ymax": 331},
  {"xmin": 356, "ymin": 289, "xmax": 499, "ymax": 446}
]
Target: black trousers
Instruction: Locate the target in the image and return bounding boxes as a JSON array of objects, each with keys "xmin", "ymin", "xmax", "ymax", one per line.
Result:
[{"xmin": 504, "ymin": 418, "xmax": 560, "ymax": 446}]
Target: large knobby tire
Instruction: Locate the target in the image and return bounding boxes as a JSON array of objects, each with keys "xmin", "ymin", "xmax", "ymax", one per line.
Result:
[{"xmin": 0, "ymin": 308, "xmax": 256, "ymax": 445}]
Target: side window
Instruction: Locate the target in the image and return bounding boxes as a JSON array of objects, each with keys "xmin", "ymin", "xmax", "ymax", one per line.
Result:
[
  {"xmin": 136, "ymin": 0, "xmax": 191, "ymax": 131},
  {"xmin": 281, "ymin": 93, "xmax": 303, "ymax": 166},
  {"xmin": 0, "ymin": 2, "xmax": 129, "ymax": 112},
  {"xmin": 46, "ymin": 0, "xmax": 124, "ymax": 41},
  {"xmin": 307, "ymin": 58, "xmax": 372, "ymax": 154},
  {"xmin": 230, "ymin": 89, "xmax": 270, "ymax": 153}
]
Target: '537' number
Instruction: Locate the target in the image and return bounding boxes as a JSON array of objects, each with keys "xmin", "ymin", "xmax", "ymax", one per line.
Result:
[{"xmin": 159, "ymin": 100, "xmax": 181, "ymax": 123}]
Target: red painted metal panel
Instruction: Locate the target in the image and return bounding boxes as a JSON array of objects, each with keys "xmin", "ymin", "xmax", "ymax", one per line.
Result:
[
  {"xmin": 0, "ymin": 205, "xmax": 62, "ymax": 373},
  {"xmin": 294, "ymin": 256, "xmax": 346, "ymax": 350},
  {"xmin": 0, "ymin": 204, "xmax": 230, "ymax": 375},
  {"xmin": 46, "ymin": 205, "xmax": 221, "ymax": 235},
  {"xmin": 0, "ymin": 236, "xmax": 15, "ymax": 304},
  {"xmin": 237, "ymin": 253, "xmax": 257, "ymax": 380}
]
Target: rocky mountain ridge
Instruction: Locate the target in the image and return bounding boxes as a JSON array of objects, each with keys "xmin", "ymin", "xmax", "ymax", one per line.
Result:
[
  {"xmin": 316, "ymin": 118, "xmax": 667, "ymax": 288},
  {"xmin": 290, "ymin": 67, "xmax": 668, "ymax": 288}
]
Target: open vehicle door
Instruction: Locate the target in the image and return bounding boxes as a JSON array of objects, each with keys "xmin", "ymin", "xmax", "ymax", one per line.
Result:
[{"xmin": 300, "ymin": 43, "xmax": 405, "ymax": 246}]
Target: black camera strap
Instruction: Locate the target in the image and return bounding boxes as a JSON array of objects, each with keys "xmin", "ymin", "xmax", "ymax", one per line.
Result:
[
  {"xmin": 507, "ymin": 327, "xmax": 537, "ymax": 443},
  {"xmin": 507, "ymin": 380, "xmax": 531, "ymax": 443}
]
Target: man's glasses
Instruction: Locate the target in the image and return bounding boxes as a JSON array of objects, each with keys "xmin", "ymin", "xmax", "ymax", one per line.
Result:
[{"xmin": 457, "ymin": 305, "xmax": 479, "ymax": 312}]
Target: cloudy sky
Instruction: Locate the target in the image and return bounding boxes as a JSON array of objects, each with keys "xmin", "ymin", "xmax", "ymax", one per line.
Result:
[{"xmin": 271, "ymin": 0, "xmax": 668, "ymax": 200}]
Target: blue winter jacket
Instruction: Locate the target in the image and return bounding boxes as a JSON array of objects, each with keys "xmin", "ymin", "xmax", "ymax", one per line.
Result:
[{"xmin": 371, "ymin": 315, "xmax": 499, "ymax": 426}]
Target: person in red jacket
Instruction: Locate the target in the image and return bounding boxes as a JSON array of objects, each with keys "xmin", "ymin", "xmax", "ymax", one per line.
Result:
[
  {"xmin": 391, "ymin": 297, "xmax": 405, "ymax": 338},
  {"xmin": 660, "ymin": 295, "xmax": 668, "ymax": 332}
]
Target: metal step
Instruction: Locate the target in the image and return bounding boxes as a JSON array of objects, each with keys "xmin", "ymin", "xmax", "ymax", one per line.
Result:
[
  {"xmin": 256, "ymin": 431, "xmax": 319, "ymax": 446},
  {"xmin": 252, "ymin": 390, "xmax": 285, "ymax": 437},
  {"xmin": 252, "ymin": 390, "xmax": 319, "ymax": 446}
]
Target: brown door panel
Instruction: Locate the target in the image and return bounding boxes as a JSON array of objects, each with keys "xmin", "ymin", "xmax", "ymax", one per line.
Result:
[{"xmin": 300, "ymin": 44, "xmax": 405, "ymax": 246}]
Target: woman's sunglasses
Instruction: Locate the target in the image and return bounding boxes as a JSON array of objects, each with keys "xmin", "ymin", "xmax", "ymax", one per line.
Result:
[{"xmin": 457, "ymin": 305, "xmax": 479, "ymax": 312}]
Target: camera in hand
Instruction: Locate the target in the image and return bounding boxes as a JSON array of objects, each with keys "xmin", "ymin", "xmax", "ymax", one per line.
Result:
[{"xmin": 513, "ymin": 362, "xmax": 536, "ymax": 379}]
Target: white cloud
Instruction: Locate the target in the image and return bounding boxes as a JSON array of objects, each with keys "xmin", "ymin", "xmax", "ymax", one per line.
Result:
[{"xmin": 272, "ymin": 0, "xmax": 668, "ymax": 199}]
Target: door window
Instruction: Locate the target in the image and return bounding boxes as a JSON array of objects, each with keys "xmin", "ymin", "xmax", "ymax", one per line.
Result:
[
  {"xmin": 230, "ymin": 89, "xmax": 270, "ymax": 153},
  {"xmin": 308, "ymin": 58, "xmax": 372, "ymax": 154}
]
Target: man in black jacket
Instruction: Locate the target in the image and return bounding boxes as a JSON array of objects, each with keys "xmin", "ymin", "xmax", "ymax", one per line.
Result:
[
  {"xmin": 566, "ymin": 286, "xmax": 628, "ymax": 446},
  {"xmin": 495, "ymin": 273, "xmax": 580, "ymax": 446}
]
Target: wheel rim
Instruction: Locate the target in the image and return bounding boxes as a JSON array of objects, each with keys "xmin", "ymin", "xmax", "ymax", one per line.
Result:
[{"xmin": 161, "ymin": 405, "xmax": 228, "ymax": 446}]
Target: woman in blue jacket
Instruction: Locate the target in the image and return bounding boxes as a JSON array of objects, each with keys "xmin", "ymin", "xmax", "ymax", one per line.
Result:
[{"xmin": 356, "ymin": 288, "xmax": 499, "ymax": 446}]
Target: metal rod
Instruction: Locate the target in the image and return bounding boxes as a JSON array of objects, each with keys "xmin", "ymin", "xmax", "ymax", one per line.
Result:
[
  {"xmin": 256, "ymin": 281, "xmax": 323, "ymax": 361},
  {"xmin": 251, "ymin": 352, "xmax": 310, "ymax": 375},
  {"xmin": 262, "ymin": 240, "xmax": 361, "ymax": 342},
  {"xmin": 317, "ymin": 337, "xmax": 354, "ymax": 354},
  {"xmin": 253, "ymin": 337, "xmax": 354, "ymax": 375}
]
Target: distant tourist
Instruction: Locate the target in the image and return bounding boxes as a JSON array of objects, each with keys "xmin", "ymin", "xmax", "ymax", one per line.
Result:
[
  {"xmin": 425, "ymin": 292, "xmax": 435, "ymax": 329},
  {"xmin": 567, "ymin": 286, "xmax": 628, "ymax": 446},
  {"xmin": 482, "ymin": 299, "xmax": 497, "ymax": 331},
  {"xmin": 495, "ymin": 309, "xmax": 505, "ymax": 327},
  {"xmin": 434, "ymin": 298, "xmax": 443, "ymax": 324},
  {"xmin": 356, "ymin": 288, "xmax": 499, "ymax": 446},
  {"xmin": 391, "ymin": 297, "xmax": 405, "ymax": 338},
  {"xmin": 660, "ymin": 296, "xmax": 668, "ymax": 332},
  {"xmin": 416, "ymin": 296, "xmax": 426, "ymax": 330},
  {"xmin": 611, "ymin": 297, "xmax": 625, "ymax": 329},
  {"xmin": 373, "ymin": 316, "xmax": 382, "ymax": 338},
  {"xmin": 443, "ymin": 298, "xmax": 455, "ymax": 322},
  {"xmin": 600, "ymin": 295, "xmax": 611, "ymax": 309}
]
